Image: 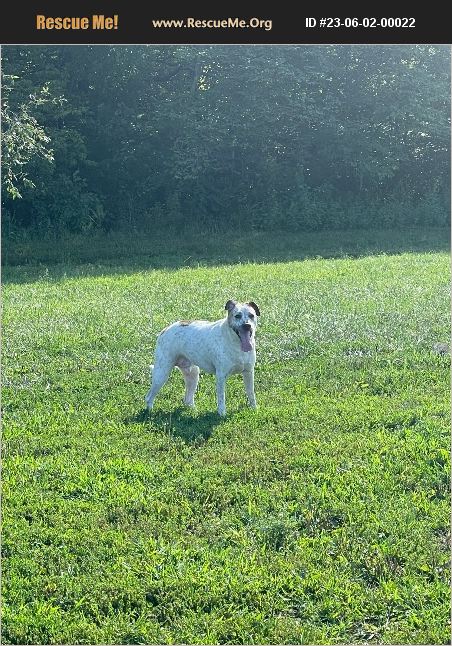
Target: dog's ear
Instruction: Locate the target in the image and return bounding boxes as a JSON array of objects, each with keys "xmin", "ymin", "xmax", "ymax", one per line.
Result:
[
  {"xmin": 247, "ymin": 301, "xmax": 260, "ymax": 316},
  {"xmin": 225, "ymin": 300, "xmax": 236, "ymax": 312}
]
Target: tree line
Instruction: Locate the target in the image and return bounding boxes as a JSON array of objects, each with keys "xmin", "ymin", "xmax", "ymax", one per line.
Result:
[{"xmin": 1, "ymin": 45, "xmax": 450, "ymax": 237}]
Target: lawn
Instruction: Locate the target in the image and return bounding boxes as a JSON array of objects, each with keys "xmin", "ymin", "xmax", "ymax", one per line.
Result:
[{"xmin": 1, "ymin": 229, "xmax": 450, "ymax": 644}]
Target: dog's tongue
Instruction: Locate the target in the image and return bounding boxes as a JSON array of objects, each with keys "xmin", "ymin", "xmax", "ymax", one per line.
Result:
[{"xmin": 238, "ymin": 328, "xmax": 253, "ymax": 352}]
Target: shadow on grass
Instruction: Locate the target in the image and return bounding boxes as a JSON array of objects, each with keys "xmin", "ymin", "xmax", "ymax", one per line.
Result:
[
  {"xmin": 126, "ymin": 407, "xmax": 221, "ymax": 445},
  {"xmin": 2, "ymin": 227, "xmax": 450, "ymax": 285}
]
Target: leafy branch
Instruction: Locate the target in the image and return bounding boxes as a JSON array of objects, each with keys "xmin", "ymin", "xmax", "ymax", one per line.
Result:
[{"xmin": 1, "ymin": 74, "xmax": 65, "ymax": 198}]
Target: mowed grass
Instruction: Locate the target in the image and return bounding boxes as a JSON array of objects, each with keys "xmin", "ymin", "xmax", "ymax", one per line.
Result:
[{"xmin": 2, "ymin": 243, "xmax": 450, "ymax": 644}]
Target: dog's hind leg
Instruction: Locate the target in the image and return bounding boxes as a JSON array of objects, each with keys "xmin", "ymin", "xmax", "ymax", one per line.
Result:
[
  {"xmin": 145, "ymin": 360, "xmax": 174, "ymax": 410},
  {"xmin": 177, "ymin": 359, "xmax": 200, "ymax": 407}
]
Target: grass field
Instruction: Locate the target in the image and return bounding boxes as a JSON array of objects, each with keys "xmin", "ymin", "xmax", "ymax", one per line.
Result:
[{"xmin": 2, "ymin": 229, "xmax": 450, "ymax": 644}]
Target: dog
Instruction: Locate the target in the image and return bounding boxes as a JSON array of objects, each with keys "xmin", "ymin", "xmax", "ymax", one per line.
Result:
[{"xmin": 145, "ymin": 300, "xmax": 260, "ymax": 416}]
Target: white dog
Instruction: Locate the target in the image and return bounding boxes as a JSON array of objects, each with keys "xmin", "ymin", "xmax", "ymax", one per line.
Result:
[{"xmin": 145, "ymin": 300, "xmax": 260, "ymax": 416}]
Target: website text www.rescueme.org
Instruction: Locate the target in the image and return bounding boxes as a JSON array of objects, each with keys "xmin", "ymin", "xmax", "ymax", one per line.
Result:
[{"xmin": 151, "ymin": 17, "xmax": 273, "ymax": 31}]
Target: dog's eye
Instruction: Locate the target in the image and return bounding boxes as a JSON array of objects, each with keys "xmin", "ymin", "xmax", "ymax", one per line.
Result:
[
  {"xmin": 249, "ymin": 313, "xmax": 254, "ymax": 319},
  {"xmin": 234, "ymin": 314, "xmax": 241, "ymax": 319}
]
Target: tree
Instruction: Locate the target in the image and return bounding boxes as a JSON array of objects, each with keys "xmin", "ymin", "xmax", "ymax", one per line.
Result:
[
  {"xmin": 1, "ymin": 73, "xmax": 63, "ymax": 199},
  {"xmin": 1, "ymin": 45, "xmax": 450, "ymax": 235}
]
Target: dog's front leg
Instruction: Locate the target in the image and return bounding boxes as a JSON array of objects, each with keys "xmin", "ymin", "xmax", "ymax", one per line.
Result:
[
  {"xmin": 243, "ymin": 369, "xmax": 257, "ymax": 409},
  {"xmin": 215, "ymin": 371, "xmax": 227, "ymax": 416}
]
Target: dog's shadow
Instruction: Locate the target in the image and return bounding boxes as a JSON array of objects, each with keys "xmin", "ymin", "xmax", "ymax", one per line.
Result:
[{"xmin": 125, "ymin": 407, "xmax": 222, "ymax": 445}]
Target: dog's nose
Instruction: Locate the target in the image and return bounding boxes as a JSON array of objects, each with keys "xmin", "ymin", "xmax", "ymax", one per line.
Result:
[{"xmin": 243, "ymin": 323, "xmax": 252, "ymax": 331}]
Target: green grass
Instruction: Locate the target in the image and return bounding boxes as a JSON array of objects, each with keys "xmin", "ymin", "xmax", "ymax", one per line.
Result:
[
  {"xmin": 2, "ymin": 230, "xmax": 450, "ymax": 644},
  {"xmin": 2, "ymin": 226, "xmax": 449, "ymax": 271}
]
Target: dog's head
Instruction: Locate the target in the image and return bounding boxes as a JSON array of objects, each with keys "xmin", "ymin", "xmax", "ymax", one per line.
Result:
[{"xmin": 225, "ymin": 300, "xmax": 260, "ymax": 352}]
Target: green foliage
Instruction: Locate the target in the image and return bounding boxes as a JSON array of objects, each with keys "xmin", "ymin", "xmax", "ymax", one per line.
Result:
[
  {"xmin": 2, "ymin": 237, "xmax": 450, "ymax": 644},
  {"xmin": 0, "ymin": 74, "xmax": 64, "ymax": 199},
  {"xmin": 1, "ymin": 45, "xmax": 450, "ymax": 236},
  {"xmin": 31, "ymin": 173, "xmax": 105, "ymax": 236}
]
